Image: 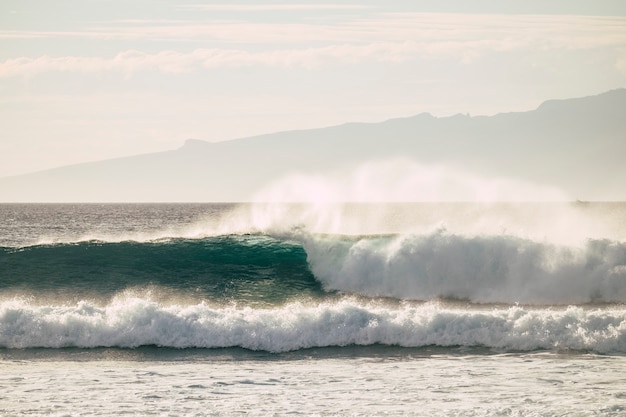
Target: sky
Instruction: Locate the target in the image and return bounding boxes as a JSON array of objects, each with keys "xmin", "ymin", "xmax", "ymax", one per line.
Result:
[{"xmin": 1, "ymin": 0, "xmax": 625, "ymax": 178}]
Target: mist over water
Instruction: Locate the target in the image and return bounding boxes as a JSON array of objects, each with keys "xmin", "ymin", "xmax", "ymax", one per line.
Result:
[
  {"xmin": 253, "ymin": 159, "xmax": 570, "ymax": 203},
  {"xmin": 1, "ymin": 159, "xmax": 626, "ymax": 354},
  {"xmin": 206, "ymin": 159, "xmax": 622, "ymax": 245},
  {"xmin": 179, "ymin": 161, "xmax": 626, "ymax": 307},
  {"xmin": 5, "ymin": 159, "xmax": 620, "ymax": 245}
]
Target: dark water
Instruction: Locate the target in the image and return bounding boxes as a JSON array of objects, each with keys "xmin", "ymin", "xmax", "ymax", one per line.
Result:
[{"xmin": 1, "ymin": 236, "xmax": 323, "ymax": 304}]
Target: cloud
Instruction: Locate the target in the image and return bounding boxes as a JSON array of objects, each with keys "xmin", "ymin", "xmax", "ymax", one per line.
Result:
[
  {"xmin": 0, "ymin": 42, "xmax": 477, "ymax": 77},
  {"xmin": 178, "ymin": 4, "xmax": 375, "ymax": 11},
  {"xmin": 1, "ymin": 13, "xmax": 624, "ymax": 47},
  {"xmin": 0, "ymin": 37, "xmax": 553, "ymax": 78},
  {"xmin": 1, "ymin": 13, "xmax": 624, "ymax": 78},
  {"xmin": 616, "ymin": 49, "xmax": 626, "ymax": 75}
]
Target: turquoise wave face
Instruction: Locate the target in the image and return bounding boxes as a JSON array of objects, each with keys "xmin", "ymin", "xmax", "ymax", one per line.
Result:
[
  {"xmin": 4, "ymin": 229, "xmax": 626, "ymax": 306},
  {"xmin": 0, "ymin": 235, "xmax": 324, "ymax": 305}
]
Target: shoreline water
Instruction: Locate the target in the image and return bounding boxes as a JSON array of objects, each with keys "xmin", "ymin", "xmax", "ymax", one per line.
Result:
[{"xmin": 2, "ymin": 348, "xmax": 625, "ymax": 417}]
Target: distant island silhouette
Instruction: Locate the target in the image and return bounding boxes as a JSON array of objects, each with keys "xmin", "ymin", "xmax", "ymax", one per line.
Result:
[{"xmin": 1, "ymin": 89, "xmax": 624, "ymax": 202}]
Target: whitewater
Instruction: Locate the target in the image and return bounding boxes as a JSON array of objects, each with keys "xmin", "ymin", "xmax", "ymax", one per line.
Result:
[{"xmin": 2, "ymin": 202, "xmax": 626, "ymax": 416}]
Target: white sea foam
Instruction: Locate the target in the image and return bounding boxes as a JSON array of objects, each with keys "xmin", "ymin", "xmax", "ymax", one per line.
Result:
[
  {"xmin": 1, "ymin": 297, "xmax": 625, "ymax": 353},
  {"xmin": 301, "ymin": 231, "xmax": 626, "ymax": 304}
]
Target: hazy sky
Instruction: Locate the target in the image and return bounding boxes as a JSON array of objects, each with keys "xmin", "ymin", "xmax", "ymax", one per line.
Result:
[{"xmin": 1, "ymin": 0, "xmax": 625, "ymax": 177}]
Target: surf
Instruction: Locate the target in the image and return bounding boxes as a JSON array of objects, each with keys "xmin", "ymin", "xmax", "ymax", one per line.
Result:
[
  {"xmin": 2, "ymin": 296, "xmax": 625, "ymax": 353},
  {"xmin": 2, "ymin": 202, "xmax": 626, "ymax": 356},
  {"xmin": 3, "ymin": 229, "xmax": 626, "ymax": 305},
  {"xmin": 301, "ymin": 230, "xmax": 626, "ymax": 305}
]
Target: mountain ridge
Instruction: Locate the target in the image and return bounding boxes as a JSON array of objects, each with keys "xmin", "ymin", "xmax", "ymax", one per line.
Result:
[{"xmin": 1, "ymin": 89, "xmax": 625, "ymax": 202}]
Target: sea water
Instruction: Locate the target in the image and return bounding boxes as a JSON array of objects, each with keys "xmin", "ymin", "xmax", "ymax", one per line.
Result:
[{"xmin": 1, "ymin": 202, "xmax": 626, "ymax": 416}]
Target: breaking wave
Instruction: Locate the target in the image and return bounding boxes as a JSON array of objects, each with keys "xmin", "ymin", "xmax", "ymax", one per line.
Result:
[
  {"xmin": 3, "ymin": 202, "xmax": 626, "ymax": 354},
  {"xmin": 302, "ymin": 231, "xmax": 626, "ymax": 305},
  {"xmin": 1, "ymin": 297, "xmax": 625, "ymax": 353},
  {"xmin": 2, "ymin": 230, "xmax": 626, "ymax": 305}
]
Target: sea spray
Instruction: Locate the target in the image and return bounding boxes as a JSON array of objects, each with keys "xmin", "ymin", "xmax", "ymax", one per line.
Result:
[
  {"xmin": 9, "ymin": 200, "xmax": 623, "ymax": 248},
  {"xmin": 252, "ymin": 159, "xmax": 569, "ymax": 203},
  {"xmin": 211, "ymin": 200, "xmax": 624, "ymax": 246}
]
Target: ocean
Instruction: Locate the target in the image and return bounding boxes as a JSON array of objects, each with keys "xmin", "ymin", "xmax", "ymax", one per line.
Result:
[{"xmin": 1, "ymin": 202, "xmax": 626, "ymax": 416}]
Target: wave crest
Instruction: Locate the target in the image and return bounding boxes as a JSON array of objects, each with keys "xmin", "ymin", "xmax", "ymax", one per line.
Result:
[{"xmin": 302, "ymin": 231, "xmax": 626, "ymax": 304}]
